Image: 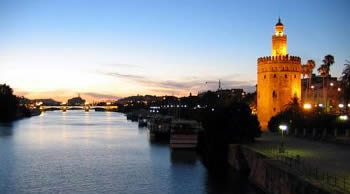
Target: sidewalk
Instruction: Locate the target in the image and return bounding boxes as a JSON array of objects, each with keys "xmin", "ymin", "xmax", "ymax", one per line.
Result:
[{"xmin": 249, "ymin": 132, "xmax": 350, "ymax": 177}]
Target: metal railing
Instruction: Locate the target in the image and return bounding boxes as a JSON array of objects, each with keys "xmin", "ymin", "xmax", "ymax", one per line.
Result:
[{"xmin": 256, "ymin": 146, "xmax": 350, "ymax": 193}]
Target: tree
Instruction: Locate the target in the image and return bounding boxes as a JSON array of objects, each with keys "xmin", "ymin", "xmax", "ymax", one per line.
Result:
[
  {"xmin": 302, "ymin": 59, "xmax": 316, "ymax": 101},
  {"xmin": 341, "ymin": 60, "xmax": 350, "ymax": 113},
  {"xmin": 0, "ymin": 84, "xmax": 19, "ymax": 121},
  {"xmin": 317, "ymin": 55, "xmax": 335, "ymax": 111},
  {"xmin": 199, "ymin": 102, "xmax": 261, "ymax": 171},
  {"xmin": 268, "ymin": 97, "xmax": 302, "ymax": 132}
]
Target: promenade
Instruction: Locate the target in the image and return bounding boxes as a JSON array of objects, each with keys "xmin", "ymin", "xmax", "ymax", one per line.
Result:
[{"xmin": 249, "ymin": 133, "xmax": 350, "ymax": 177}]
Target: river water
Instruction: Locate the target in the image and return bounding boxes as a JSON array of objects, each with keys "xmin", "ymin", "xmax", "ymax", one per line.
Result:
[{"xmin": 0, "ymin": 111, "xmax": 263, "ymax": 194}]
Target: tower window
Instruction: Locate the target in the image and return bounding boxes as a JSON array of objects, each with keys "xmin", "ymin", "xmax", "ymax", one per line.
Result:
[
  {"xmin": 264, "ymin": 75, "xmax": 266, "ymax": 79},
  {"xmin": 272, "ymin": 90, "xmax": 277, "ymax": 98},
  {"xmin": 273, "ymin": 74, "xmax": 276, "ymax": 78},
  {"xmin": 285, "ymin": 74, "xmax": 287, "ymax": 78},
  {"xmin": 294, "ymin": 75, "xmax": 296, "ymax": 78},
  {"xmin": 273, "ymin": 108, "xmax": 276, "ymax": 112}
]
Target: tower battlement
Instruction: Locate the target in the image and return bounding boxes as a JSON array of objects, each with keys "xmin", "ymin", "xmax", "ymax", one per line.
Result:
[{"xmin": 257, "ymin": 55, "xmax": 301, "ymax": 63}]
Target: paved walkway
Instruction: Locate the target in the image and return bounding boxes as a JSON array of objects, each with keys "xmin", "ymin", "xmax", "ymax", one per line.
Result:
[{"xmin": 249, "ymin": 133, "xmax": 350, "ymax": 177}]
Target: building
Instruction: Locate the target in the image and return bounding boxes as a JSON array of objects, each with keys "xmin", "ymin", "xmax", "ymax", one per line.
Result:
[
  {"xmin": 302, "ymin": 74, "xmax": 344, "ymax": 113},
  {"xmin": 67, "ymin": 96, "xmax": 86, "ymax": 106},
  {"xmin": 257, "ymin": 18, "xmax": 302, "ymax": 129}
]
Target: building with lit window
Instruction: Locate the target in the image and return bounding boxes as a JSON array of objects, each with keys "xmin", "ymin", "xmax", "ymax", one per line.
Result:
[{"xmin": 302, "ymin": 74, "xmax": 345, "ymax": 113}]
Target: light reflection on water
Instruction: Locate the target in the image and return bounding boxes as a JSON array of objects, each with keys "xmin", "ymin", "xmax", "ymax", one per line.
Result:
[{"xmin": 0, "ymin": 111, "xmax": 262, "ymax": 194}]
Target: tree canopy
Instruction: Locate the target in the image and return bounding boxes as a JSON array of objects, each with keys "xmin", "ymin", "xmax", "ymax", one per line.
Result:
[{"xmin": 0, "ymin": 84, "xmax": 19, "ymax": 121}]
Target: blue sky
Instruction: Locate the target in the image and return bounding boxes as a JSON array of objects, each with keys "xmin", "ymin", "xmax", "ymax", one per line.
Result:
[{"xmin": 0, "ymin": 0, "xmax": 349, "ymax": 101}]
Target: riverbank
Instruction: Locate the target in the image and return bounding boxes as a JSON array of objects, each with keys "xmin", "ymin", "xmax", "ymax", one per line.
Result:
[{"xmin": 228, "ymin": 144, "xmax": 345, "ymax": 194}]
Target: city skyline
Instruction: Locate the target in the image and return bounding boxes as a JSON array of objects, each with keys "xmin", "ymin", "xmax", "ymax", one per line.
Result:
[{"xmin": 1, "ymin": 0, "xmax": 350, "ymax": 101}]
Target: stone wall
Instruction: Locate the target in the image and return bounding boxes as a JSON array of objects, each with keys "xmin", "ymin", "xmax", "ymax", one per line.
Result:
[{"xmin": 228, "ymin": 145, "xmax": 332, "ymax": 194}]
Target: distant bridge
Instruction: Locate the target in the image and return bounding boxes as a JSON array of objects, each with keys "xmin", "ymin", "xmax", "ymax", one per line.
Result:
[{"xmin": 40, "ymin": 105, "xmax": 118, "ymax": 112}]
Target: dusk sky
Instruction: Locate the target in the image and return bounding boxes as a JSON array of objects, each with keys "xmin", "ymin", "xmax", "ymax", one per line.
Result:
[{"xmin": 1, "ymin": 0, "xmax": 349, "ymax": 101}]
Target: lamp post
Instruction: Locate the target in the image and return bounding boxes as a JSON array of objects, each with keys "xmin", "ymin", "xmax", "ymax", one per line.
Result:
[
  {"xmin": 279, "ymin": 124, "xmax": 288, "ymax": 137},
  {"xmin": 278, "ymin": 124, "xmax": 288, "ymax": 153}
]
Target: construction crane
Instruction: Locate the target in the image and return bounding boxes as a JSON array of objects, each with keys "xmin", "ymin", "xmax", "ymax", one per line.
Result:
[{"xmin": 205, "ymin": 80, "xmax": 222, "ymax": 91}]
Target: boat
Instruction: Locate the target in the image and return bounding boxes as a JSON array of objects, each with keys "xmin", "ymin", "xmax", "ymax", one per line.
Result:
[
  {"xmin": 170, "ymin": 120, "xmax": 200, "ymax": 149},
  {"xmin": 148, "ymin": 115, "xmax": 172, "ymax": 139}
]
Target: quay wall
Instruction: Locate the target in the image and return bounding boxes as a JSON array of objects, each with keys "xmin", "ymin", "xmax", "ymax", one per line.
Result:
[{"xmin": 228, "ymin": 145, "xmax": 332, "ymax": 194}]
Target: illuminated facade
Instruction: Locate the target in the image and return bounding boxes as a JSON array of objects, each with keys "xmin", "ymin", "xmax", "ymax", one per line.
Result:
[
  {"xmin": 302, "ymin": 75, "xmax": 344, "ymax": 113},
  {"xmin": 257, "ymin": 18, "xmax": 302, "ymax": 129}
]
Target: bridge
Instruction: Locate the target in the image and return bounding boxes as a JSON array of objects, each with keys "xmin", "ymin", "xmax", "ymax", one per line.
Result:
[{"xmin": 39, "ymin": 105, "xmax": 118, "ymax": 112}]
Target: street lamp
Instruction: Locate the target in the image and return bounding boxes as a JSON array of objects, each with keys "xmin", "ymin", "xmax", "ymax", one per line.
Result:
[
  {"xmin": 303, "ymin": 103, "xmax": 312, "ymax": 110},
  {"xmin": 279, "ymin": 124, "xmax": 288, "ymax": 137},
  {"xmin": 339, "ymin": 115, "xmax": 348, "ymax": 121}
]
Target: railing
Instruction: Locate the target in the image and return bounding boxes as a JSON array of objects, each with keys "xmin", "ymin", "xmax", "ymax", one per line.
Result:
[{"xmin": 256, "ymin": 146, "xmax": 350, "ymax": 193}]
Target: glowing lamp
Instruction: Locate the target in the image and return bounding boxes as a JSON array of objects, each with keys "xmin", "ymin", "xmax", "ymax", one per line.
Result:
[
  {"xmin": 318, "ymin": 104, "xmax": 323, "ymax": 107},
  {"xmin": 330, "ymin": 83, "xmax": 334, "ymax": 86},
  {"xmin": 339, "ymin": 104, "xmax": 344, "ymax": 108},
  {"xmin": 303, "ymin": 103, "xmax": 312, "ymax": 110},
  {"xmin": 279, "ymin": 125, "xmax": 287, "ymax": 131},
  {"xmin": 339, "ymin": 115, "xmax": 348, "ymax": 121}
]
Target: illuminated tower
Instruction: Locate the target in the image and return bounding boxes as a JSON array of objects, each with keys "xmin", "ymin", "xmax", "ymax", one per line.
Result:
[{"xmin": 257, "ymin": 18, "xmax": 302, "ymax": 130}]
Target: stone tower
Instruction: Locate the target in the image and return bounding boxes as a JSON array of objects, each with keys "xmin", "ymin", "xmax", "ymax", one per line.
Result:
[{"xmin": 257, "ymin": 18, "xmax": 302, "ymax": 130}]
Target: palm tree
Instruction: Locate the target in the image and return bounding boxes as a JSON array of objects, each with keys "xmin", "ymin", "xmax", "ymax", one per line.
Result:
[
  {"xmin": 341, "ymin": 60, "xmax": 350, "ymax": 113},
  {"xmin": 317, "ymin": 55, "xmax": 335, "ymax": 111},
  {"xmin": 302, "ymin": 60, "xmax": 316, "ymax": 102}
]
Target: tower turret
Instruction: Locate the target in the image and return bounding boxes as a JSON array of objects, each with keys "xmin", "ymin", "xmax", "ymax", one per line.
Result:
[{"xmin": 272, "ymin": 18, "xmax": 287, "ymax": 56}]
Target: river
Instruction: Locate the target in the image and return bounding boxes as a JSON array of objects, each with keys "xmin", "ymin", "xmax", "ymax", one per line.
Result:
[{"xmin": 0, "ymin": 111, "xmax": 263, "ymax": 194}]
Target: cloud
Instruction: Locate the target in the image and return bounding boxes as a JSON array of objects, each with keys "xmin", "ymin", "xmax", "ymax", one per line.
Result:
[
  {"xmin": 102, "ymin": 72, "xmax": 145, "ymax": 80},
  {"xmin": 101, "ymin": 71, "xmax": 256, "ymax": 95},
  {"xmin": 13, "ymin": 89, "xmax": 30, "ymax": 97},
  {"xmin": 81, "ymin": 92, "xmax": 119, "ymax": 100},
  {"xmin": 104, "ymin": 63, "xmax": 140, "ymax": 69}
]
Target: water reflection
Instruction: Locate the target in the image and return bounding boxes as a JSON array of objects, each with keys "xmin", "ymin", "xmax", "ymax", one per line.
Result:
[
  {"xmin": 0, "ymin": 122, "xmax": 15, "ymax": 137},
  {"xmin": 0, "ymin": 111, "xmax": 263, "ymax": 194},
  {"xmin": 170, "ymin": 150, "xmax": 198, "ymax": 165}
]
